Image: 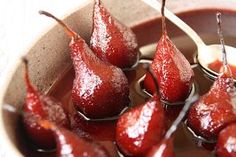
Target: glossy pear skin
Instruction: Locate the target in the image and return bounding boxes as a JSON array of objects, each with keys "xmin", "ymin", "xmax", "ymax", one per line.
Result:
[
  {"xmin": 145, "ymin": 138, "xmax": 174, "ymax": 157},
  {"xmin": 216, "ymin": 123, "xmax": 236, "ymax": 157},
  {"xmin": 90, "ymin": 0, "xmax": 138, "ymax": 69},
  {"xmin": 23, "ymin": 61, "xmax": 69, "ymax": 149},
  {"xmin": 187, "ymin": 66, "xmax": 236, "ymax": 140},
  {"xmin": 116, "ymin": 94, "xmax": 165, "ymax": 156},
  {"xmin": 70, "ymin": 37, "xmax": 129, "ymax": 119},
  {"xmin": 144, "ymin": 33, "xmax": 193, "ymax": 102}
]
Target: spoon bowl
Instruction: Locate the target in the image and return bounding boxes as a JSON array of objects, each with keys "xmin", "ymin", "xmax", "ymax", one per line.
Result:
[
  {"xmin": 142, "ymin": 0, "xmax": 236, "ymax": 81},
  {"xmin": 197, "ymin": 44, "xmax": 236, "ymax": 80}
]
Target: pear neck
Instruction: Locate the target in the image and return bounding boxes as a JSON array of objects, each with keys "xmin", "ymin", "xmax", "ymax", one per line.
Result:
[
  {"xmin": 24, "ymin": 72, "xmax": 35, "ymax": 93},
  {"xmin": 221, "ymin": 65, "xmax": 233, "ymax": 78},
  {"xmin": 69, "ymin": 38, "xmax": 101, "ymax": 75}
]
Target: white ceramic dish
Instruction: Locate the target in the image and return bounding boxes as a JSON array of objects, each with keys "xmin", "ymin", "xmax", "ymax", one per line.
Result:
[{"xmin": 1, "ymin": 0, "xmax": 236, "ymax": 156}]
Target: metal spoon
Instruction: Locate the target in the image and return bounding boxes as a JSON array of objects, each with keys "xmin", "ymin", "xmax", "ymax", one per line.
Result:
[{"xmin": 141, "ymin": 0, "xmax": 236, "ymax": 80}]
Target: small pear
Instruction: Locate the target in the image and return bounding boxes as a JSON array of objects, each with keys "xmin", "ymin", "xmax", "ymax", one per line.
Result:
[
  {"xmin": 143, "ymin": 0, "xmax": 193, "ymax": 103},
  {"xmin": 22, "ymin": 58, "xmax": 69, "ymax": 149},
  {"xmin": 116, "ymin": 66, "xmax": 165, "ymax": 156},
  {"xmin": 90, "ymin": 0, "xmax": 139, "ymax": 69}
]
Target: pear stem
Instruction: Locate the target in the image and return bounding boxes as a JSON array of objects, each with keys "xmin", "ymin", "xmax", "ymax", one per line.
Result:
[
  {"xmin": 22, "ymin": 57, "xmax": 35, "ymax": 92},
  {"xmin": 161, "ymin": 0, "xmax": 167, "ymax": 34},
  {"xmin": 165, "ymin": 94, "xmax": 199, "ymax": 139},
  {"xmin": 216, "ymin": 12, "xmax": 227, "ymax": 66},
  {"xmin": 95, "ymin": 0, "xmax": 101, "ymax": 5},
  {"xmin": 39, "ymin": 10, "xmax": 78, "ymax": 40}
]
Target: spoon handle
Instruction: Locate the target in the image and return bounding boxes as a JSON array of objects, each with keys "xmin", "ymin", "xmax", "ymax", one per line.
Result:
[{"xmin": 142, "ymin": 0, "xmax": 205, "ymax": 47}]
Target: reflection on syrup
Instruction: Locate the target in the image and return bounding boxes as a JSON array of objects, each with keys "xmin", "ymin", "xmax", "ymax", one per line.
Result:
[
  {"xmin": 70, "ymin": 107, "xmax": 117, "ymax": 141},
  {"xmin": 208, "ymin": 59, "xmax": 236, "ymax": 79}
]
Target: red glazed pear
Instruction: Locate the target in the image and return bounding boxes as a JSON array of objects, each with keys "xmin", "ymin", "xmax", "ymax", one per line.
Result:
[
  {"xmin": 22, "ymin": 58, "xmax": 69, "ymax": 149},
  {"xmin": 39, "ymin": 11, "xmax": 129, "ymax": 119},
  {"xmin": 216, "ymin": 123, "xmax": 236, "ymax": 157},
  {"xmin": 116, "ymin": 67, "xmax": 165, "ymax": 156},
  {"xmin": 116, "ymin": 94, "xmax": 165, "ymax": 155},
  {"xmin": 145, "ymin": 96, "xmax": 199, "ymax": 157},
  {"xmin": 187, "ymin": 13, "xmax": 236, "ymax": 141},
  {"xmin": 90, "ymin": 0, "xmax": 138, "ymax": 69},
  {"xmin": 143, "ymin": 0, "xmax": 193, "ymax": 103},
  {"xmin": 38, "ymin": 120, "xmax": 111, "ymax": 157},
  {"xmin": 187, "ymin": 70, "xmax": 236, "ymax": 140},
  {"xmin": 146, "ymin": 90, "xmax": 199, "ymax": 157}
]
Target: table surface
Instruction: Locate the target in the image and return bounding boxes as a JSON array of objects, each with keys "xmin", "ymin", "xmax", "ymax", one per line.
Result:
[{"xmin": 0, "ymin": 0, "xmax": 88, "ymax": 87}]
